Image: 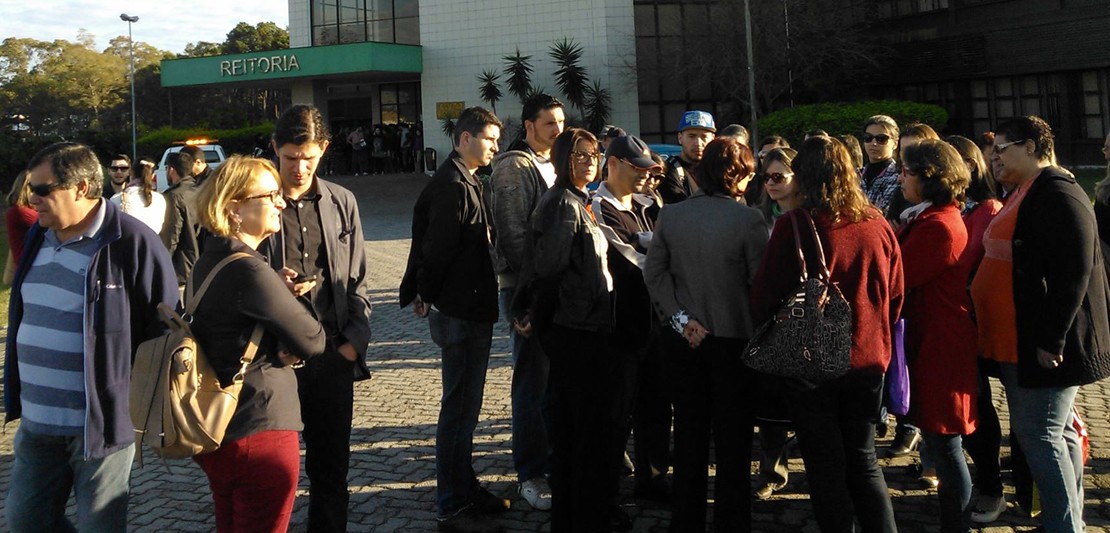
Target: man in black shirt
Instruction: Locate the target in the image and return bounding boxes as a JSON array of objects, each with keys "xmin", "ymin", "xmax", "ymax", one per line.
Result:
[
  {"xmin": 400, "ymin": 106, "xmax": 507, "ymax": 533},
  {"xmin": 262, "ymin": 105, "xmax": 373, "ymax": 533}
]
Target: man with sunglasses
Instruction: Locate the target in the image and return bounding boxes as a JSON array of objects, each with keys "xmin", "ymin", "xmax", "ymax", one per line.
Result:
[
  {"xmin": 5, "ymin": 142, "xmax": 177, "ymax": 532},
  {"xmin": 590, "ymin": 135, "xmax": 673, "ymax": 505},
  {"xmin": 258, "ymin": 105, "xmax": 373, "ymax": 533},
  {"xmin": 486, "ymin": 93, "xmax": 565, "ymax": 512},
  {"xmin": 659, "ymin": 110, "xmax": 716, "ymax": 205},
  {"xmin": 107, "ymin": 154, "xmax": 131, "ymax": 196}
]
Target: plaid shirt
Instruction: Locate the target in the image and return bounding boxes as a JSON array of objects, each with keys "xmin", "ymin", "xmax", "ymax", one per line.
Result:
[{"xmin": 864, "ymin": 160, "xmax": 901, "ymax": 212}]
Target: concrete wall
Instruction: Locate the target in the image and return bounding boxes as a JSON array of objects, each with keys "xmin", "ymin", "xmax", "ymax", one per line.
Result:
[{"xmin": 417, "ymin": 0, "xmax": 640, "ymax": 158}]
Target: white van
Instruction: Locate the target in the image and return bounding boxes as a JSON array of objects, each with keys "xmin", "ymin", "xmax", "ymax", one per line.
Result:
[{"xmin": 155, "ymin": 141, "xmax": 227, "ymax": 191}]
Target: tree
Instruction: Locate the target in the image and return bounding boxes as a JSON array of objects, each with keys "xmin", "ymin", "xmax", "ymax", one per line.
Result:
[
  {"xmin": 583, "ymin": 81, "xmax": 612, "ymax": 135},
  {"xmin": 223, "ymin": 21, "xmax": 290, "ymax": 54},
  {"xmin": 549, "ymin": 38, "xmax": 589, "ymax": 114},
  {"xmin": 182, "ymin": 41, "xmax": 223, "ymax": 58},
  {"xmin": 502, "ymin": 48, "xmax": 534, "ymax": 105},
  {"xmin": 477, "ymin": 69, "xmax": 502, "ymax": 113}
]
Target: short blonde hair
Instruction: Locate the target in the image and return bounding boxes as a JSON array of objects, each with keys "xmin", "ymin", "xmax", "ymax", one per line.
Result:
[{"xmin": 197, "ymin": 155, "xmax": 280, "ymax": 237}]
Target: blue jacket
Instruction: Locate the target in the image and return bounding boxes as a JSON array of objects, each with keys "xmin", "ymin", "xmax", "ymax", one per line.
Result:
[{"xmin": 4, "ymin": 200, "xmax": 178, "ymax": 459}]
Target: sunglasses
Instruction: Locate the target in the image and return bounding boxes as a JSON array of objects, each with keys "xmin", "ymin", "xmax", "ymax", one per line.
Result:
[
  {"xmin": 765, "ymin": 172, "xmax": 794, "ymax": 184},
  {"xmin": 571, "ymin": 150, "xmax": 602, "ymax": 164},
  {"xmin": 29, "ymin": 181, "xmax": 68, "ymax": 197},
  {"xmin": 862, "ymin": 133, "xmax": 892, "ymax": 144},
  {"xmin": 109, "ymin": 165, "xmax": 130, "ymax": 172},
  {"xmin": 239, "ymin": 190, "xmax": 283, "ymax": 204},
  {"xmin": 993, "ymin": 139, "xmax": 1027, "ymax": 154}
]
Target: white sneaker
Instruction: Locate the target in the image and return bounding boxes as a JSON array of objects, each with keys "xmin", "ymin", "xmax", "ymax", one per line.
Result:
[
  {"xmin": 971, "ymin": 494, "xmax": 1006, "ymax": 523},
  {"xmin": 520, "ymin": 477, "xmax": 552, "ymax": 511}
]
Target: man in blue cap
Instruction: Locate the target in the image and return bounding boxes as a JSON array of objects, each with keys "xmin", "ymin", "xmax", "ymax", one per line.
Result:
[{"xmin": 658, "ymin": 110, "xmax": 715, "ymax": 204}]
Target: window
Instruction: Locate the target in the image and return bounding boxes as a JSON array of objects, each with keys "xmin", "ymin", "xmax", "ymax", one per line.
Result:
[
  {"xmin": 877, "ymin": 0, "xmax": 948, "ymax": 19},
  {"xmin": 311, "ymin": 0, "xmax": 420, "ymax": 46},
  {"xmin": 380, "ymin": 83, "xmax": 420, "ymax": 124}
]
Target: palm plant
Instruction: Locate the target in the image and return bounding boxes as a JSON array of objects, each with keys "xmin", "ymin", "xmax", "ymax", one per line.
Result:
[
  {"xmin": 441, "ymin": 118, "xmax": 456, "ymax": 141},
  {"xmin": 549, "ymin": 38, "xmax": 590, "ymax": 114},
  {"xmin": 476, "ymin": 69, "xmax": 502, "ymax": 113},
  {"xmin": 583, "ymin": 80, "xmax": 612, "ymax": 135},
  {"xmin": 502, "ymin": 48, "xmax": 534, "ymax": 105}
]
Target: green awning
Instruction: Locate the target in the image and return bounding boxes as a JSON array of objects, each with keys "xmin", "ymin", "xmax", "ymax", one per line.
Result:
[{"xmin": 161, "ymin": 41, "xmax": 422, "ymax": 88}]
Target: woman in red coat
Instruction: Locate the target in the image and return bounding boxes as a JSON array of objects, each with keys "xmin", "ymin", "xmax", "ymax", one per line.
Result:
[{"xmin": 897, "ymin": 139, "xmax": 978, "ymax": 533}]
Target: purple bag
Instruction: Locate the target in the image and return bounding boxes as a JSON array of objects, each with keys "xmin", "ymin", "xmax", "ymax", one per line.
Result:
[{"xmin": 887, "ymin": 318, "xmax": 910, "ymax": 416}]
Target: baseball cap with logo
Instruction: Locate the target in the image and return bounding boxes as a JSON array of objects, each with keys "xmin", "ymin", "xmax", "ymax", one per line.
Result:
[
  {"xmin": 679, "ymin": 110, "xmax": 716, "ymax": 133},
  {"xmin": 605, "ymin": 134, "xmax": 663, "ymax": 170}
]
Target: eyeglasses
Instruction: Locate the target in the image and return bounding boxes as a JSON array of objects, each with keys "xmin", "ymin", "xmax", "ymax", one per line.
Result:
[
  {"xmin": 571, "ymin": 150, "xmax": 601, "ymax": 164},
  {"xmin": 765, "ymin": 172, "xmax": 794, "ymax": 184},
  {"xmin": 994, "ymin": 139, "xmax": 1027, "ymax": 154},
  {"xmin": 29, "ymin": 181, "xmax": 67, "ymax": 197},
  {"xmin": 239, "ymin": 190, "xmax": 283, "ymax": 204},
  {"xmin": 109, "ymin": 166, "xmax": 130, "ymax": 172},
  {"xmin": 862, "ymin": 133, "xmax": 892, "ymax": 144}
]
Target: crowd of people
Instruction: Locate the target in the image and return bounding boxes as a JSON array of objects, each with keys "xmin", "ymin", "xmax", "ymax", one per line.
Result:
[
  {"xmin": 3, "ymin": 105, "xmax": 371, "ymax": 533},
  {"xmin": 3, "ymin": 93, "xmax": 1109, "ymax": 533},
  {"xmin": 402, "ymin": 93, "xmax": 1110, "ymax": 533},
  {"xmin": 333, "ymin": 122, "xmax": 425, "ymax": 176}
]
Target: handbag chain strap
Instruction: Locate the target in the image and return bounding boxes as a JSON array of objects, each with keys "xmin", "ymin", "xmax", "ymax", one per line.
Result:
[
  {"xmin": 183, "ymin": 252, "xmax": 265, "ymax": 383},
  {"xmin": 789, "ymin": 210, "xmax": 832, "ymax": 283}
]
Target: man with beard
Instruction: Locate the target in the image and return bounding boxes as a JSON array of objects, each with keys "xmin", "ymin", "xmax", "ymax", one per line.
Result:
[{"xmin": 658, "ymin": 111, "xmax": 715, "ymax": 204}]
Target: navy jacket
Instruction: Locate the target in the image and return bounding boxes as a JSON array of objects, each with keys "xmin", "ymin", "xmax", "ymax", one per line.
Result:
[{"xmin": 5, "ymin": 200, "xmax": 178, "ymax": 458}]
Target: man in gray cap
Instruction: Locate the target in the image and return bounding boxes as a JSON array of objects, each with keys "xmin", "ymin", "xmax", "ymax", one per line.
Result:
[{"xmin": 659, "ymin": 110, "xmax": 716, "ymax": 204}]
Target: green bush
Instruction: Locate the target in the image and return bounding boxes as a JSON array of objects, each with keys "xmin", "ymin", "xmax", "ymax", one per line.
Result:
[
  {"xmin": 757, "ymin": 100, "xmax": 948, "ymax": 146},
  {"xmin": 138, "ymin": 123, "xmax": 275, "ymax": 160}
]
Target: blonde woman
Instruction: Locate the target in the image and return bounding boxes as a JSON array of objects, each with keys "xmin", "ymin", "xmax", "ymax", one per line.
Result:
[
  {"xmin": 189, "ymin": 155, "xmax": 326, "ymax": 533},
  {"xmin": 4, "ymin": 171, "xmax": 36, "ymax": 284}
]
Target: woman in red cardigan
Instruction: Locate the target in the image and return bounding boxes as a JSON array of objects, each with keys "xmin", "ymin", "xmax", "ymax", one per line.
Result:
[
  {"xmin": 751, "ymin": 136, "xmax": 903, "ymax": 533},
  {"xmin": 897, "ymin": 140, "xmax": 979, "ymax": 533}
]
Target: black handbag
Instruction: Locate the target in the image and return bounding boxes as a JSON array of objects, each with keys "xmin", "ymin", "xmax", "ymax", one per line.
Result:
[{"xmin": 743, "ymin": 209, "xmax": 852, "ymax": 383}]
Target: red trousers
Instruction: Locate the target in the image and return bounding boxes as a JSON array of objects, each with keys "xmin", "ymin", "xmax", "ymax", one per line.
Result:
[{"xmin": 194, "ymin": 430, "xmax": 301, "ymax": 533}]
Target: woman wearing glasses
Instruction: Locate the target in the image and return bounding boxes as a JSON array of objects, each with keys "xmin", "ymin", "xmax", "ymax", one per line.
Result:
[
  {"xmin": 109, "ymin": 157, "xmax": 167, "ymax": 234},
  {"xmin": 518, "ymin": 128, "xmax": 619, "ymax": 531},
  {"xmin": 860, "ymin": 115, "xmax": 901, "ymax": 213},
  {"xmin": 644, "ymin": 137, "xmax": 767, "ymax": 532},
  {"xmin": 971, "ymin": 116, "xmax": 1110, "ymax": 533},
  {"xmin": 896, "ymin": 139, "xmax": 978, "ymax": 532},
  {"xmin": 189, "ymin": 155, "xmax": 326, "ymax": 533}
]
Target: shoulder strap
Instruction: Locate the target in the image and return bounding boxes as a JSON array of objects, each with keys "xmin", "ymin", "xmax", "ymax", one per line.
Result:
[
  {"xmin": 788, "ymin": 210, "xmax": 808, "ymax": 282},
  {"xmin": 798, "ymin": 210, "xmax": 831, "ymax": 282},
  {"xmin": 185, "ymin": 252, "xmax": 254, "ymax": 315}
]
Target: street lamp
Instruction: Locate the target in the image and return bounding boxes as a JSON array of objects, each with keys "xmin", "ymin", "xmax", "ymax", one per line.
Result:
[{"xmin": 120, "ymin": 13, "xmax": 139, "ymax": 163}]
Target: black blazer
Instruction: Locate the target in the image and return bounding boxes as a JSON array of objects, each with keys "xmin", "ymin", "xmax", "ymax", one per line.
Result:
[
  {"xmin": 1012, "ymin": 166, "xmax": 1110, "ymax": 388},
  {"xmin": 399, "ymin": 152, "xmax": 499, "ymax": 323}
]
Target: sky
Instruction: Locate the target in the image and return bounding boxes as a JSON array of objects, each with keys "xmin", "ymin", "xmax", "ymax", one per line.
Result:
[{"xmin": 0, "ymin": 0, "xmax": 289, "ymax": 54}]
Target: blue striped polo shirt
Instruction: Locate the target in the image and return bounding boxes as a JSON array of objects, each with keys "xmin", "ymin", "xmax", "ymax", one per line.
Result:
[{"xmin": 16, "ymin": 201, "xmax": 105, "ymax": 436}]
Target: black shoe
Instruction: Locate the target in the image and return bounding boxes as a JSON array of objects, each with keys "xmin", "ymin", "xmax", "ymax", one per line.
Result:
[
  {"xmin": 470, "ymin": 487, "xmax": 511, "ymax": 514},
  {"xmin": 888, "ymin": 429, "xmax": 922, "ymax": 457},
  {"xmin": 634, "ymin": 476, "xmax": 672, "ymax": 504},
  {"xmin": 753, "ymin": 481, "xmax": 786, "ymax": 501},
  {"xmin": 437, "ymin": 509, "xmax": 504, "ymax": 533},
  {"xmin": 610, "ymin": 505, "xmax": 633, "ymax": 532}
]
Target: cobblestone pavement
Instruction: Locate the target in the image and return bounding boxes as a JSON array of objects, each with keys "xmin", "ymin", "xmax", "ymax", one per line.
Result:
[{"xmin": 0, "ymin": 172, "xmax": 1108, "ymax": 532}]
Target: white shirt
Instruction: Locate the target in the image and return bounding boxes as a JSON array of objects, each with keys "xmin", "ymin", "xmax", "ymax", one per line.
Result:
[{"xmin": 110, "ymin": 186, "xmax": 167, "ymax": 233}]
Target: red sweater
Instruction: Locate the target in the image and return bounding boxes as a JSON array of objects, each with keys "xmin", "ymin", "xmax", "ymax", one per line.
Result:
[
  {"xmin": 751, "ymin": 208, "xmax": 904, "ymax": 374},
  {"xmin": 5, "ymin": 206, "xmax": 37, "ymax": 264}
]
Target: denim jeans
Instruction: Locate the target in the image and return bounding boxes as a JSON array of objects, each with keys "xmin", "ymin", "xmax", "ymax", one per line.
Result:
[
  {"xmin": 429, "ymin": 310, "xmax": 495, "ymax": 517},
  {"xmin": 499, "ymin": 287, "xmax": 551, "ymax": 482},
  {"xmin": 787, "ymin": 371, "xmax": 896, "ymax": 533},
  {"xmin": 962, "ymin": 359, "xmax": 1003, "ymax": 498},
  {"xmin": 6, "ymin": 426, "xmax": 134, "ymax": 532},
  {"xmin": 923, "ymin": 431, "xmax": 972, "ymax": 533},
  {"xmin": 999, "ymin": 363, "xmax": 1084, "ymax": 533}
]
